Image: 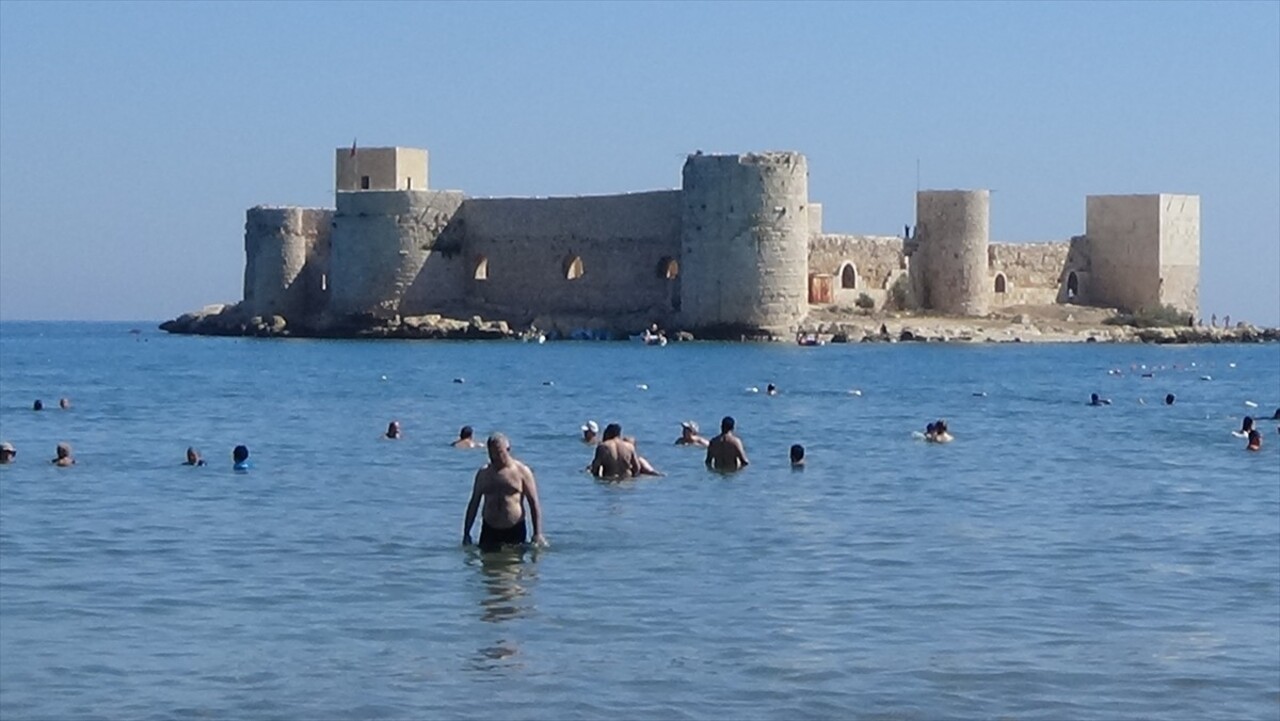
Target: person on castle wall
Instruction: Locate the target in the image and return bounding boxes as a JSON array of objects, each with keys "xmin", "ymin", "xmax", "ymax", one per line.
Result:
[
  {"xmin": 1246, "ymin": 429, "xmax": 1262, "ymax": 451},
  {"xmin": 463, "ymin": 433, "xmax": 546, "ymax": 552},
  {"xmin": 1211, "ymin": 314, "xmax": 1217, "ymax": 327},
  {"xmin": 581, "ymin": 421, "xmax": 599, "ymax": 445},
  {"xmin": 589, "ymin": 423, "xmax": 640, "ymax": 480},
  {"xmin": 623, "ymin": 437, "xmax": 663, "ymax": 477},
  {"xmin": 790, "ymin": 444, "xmax": 805, "ymax": 468},
  {"xmin": 385, "ymin": 421, "xmax": 401, "ymax": 440},
  {"xmin": 706, "ymin": 416, "xmax": 749, "ymax": 472},
  {"xmin": 675, "ymin": 421, "xmax": 709, "ymax": 447},
  {"xmin": 452, "ymin": 425, "xmax": 482, "ymax": 449},
  {"xmin": 184, "ymin": 447, "xmax": 206, "ymax": 466},
  {"xmin": 51, "ymin": 442, "xmax": 75, "ymax": 467}
]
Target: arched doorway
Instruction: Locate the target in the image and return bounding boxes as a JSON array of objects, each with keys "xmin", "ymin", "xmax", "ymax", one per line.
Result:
[
  {"xmin": 994, "ymin": 273, "xmax": 1007, "ymax": 294},
  {"xmin": 1067, "ymin": 271, "xmax": 1079, "ymax": 299},
  {"xmin": 840, "ymin": 262, "xmax": 857, "ymax": 289},
  {"xmin": 565, "ymin": 255, "xmax": 584, "ymax": 280},
  {"xmin": 658, "ymin": 257, "xmax": 679, "ymax": 279},
  {"xmin": 473, "ymin": 256, "xmax": 489, "ymax": 281}
]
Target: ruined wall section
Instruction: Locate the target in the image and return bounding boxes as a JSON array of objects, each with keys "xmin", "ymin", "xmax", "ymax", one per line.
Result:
[
  {"xmin": 915, "ymin": 190, "xmax": 990, "ymax": 316},
  {"xmin": 680, "ymin": 152, "xmax": 810, "ymax": 331},
  {"xmin": 327, "ymin": 190, "xmax": 465, "ymax": 318},
  {"xmin": 459, "ymin": 191, "xmax": 682, "ymax": 323},
  {"xmin": 988, "ymin": 242, "xmax": 1071, "ymax": 307},
  {"xmin": 243, "ymin": 206, "xmax": 333, "ymax": 321}
]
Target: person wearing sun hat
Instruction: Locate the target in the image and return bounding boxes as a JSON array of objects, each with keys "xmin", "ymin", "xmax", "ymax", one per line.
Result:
[
  {"xmin": 0, "ymin": 442, "xmax": 15, "ymax": 464},
  {"xmin": 675, "ymin": 421, "xmax": 708, "ymax": 447},
  {"xmin": 580, "ymin": 420, "xmax": 599, "ymax": 445}
]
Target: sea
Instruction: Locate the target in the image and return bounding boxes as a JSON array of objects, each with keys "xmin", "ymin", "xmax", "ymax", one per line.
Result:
[{"xmin": 0, "ymin": 321, "xmax": 1277, "ymax": 721}]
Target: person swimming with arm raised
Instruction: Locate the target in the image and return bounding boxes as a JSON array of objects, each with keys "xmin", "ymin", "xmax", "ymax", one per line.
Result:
[
  {"xmin": 589, "ymin": 423, "xmax": 640, "ymax": 479},
  {"xmin": 706, "ymin": 416, "xmax": 749, "ymax": 472},
  {"xmin": 463, "ymin": 433, "xmax": 546, "ymax": 551}
]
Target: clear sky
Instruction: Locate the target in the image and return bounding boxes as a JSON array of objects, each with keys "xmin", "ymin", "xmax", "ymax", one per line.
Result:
[{"xmin": 1, "ymin": 1, "xmax": 1277, "ymax": 324}]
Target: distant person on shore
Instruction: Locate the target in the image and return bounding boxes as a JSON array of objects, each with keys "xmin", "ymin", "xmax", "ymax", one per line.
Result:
[
  {"xmin": 452, "ymin": 425, "xmax": 481, "ymax": 449},
  {"xmin": 184, "ymin": 447, "xmax": 206, "ymax": 466},
  {"xmin": 1234, "ymin": 417, "xmax": 1255, "ymax": 438},
  {"xmin": 385, "ymin": 421, "xmax": 401, "ymax": 440},
  {"xmin": 675, "ymin": 421, "xmax": 709, "ymax": 447},
  {"xmin": 1246, "ymin": 429, "xmax": 1262, "ymax": 451},
  {"xmin": 706, "ymin": 416, "xmax": 749, "ymax": 472},
  {"xmin": 51, "ymin": 442, "xmax": 75, "ymax": 467},
  {"xmin": 790, "ymin": 444, "xmax": 805, "ymax": 468},
  {"xmin": 59, "ymin": 398, "xmax": 71, "ymax": 410},
  {"xmin": 590, "ymin": 423, "xmax": 640, "ymax": 479},
  {"xmin": 32, "ymin": 400, "xmax": 43, "ymax": 411},
  {"xmin": 1165, "ymin": 393, "xmax": 1176, "ymax": 406},
  {"xmin": 1089, "ymin": 393, "xmax": 1112, "ymax": 406},
  {"xmin": 766, "ymin": 383, "xmax": 778, "ymax": 396},
  {"xmin": 233, "ymin": 445, "xmax": 250, "ymax": 471},
  {"xmin": 928, "ymin": 420, "xmax": 954, "ymax": 444},
  {"xmin": 581, "ymin": 421, "xmax": 599, "ymax": 445},
  {"xmin": 0, "ymin": 442, "xmax": 15, "ymax": 464},
  {"xmin": 623, "ymin": 436, "xmax": 663, "ymax": 476},
  {"xmin": 463, "ymin": 433, "xmax": 546, "ymax": 551}
]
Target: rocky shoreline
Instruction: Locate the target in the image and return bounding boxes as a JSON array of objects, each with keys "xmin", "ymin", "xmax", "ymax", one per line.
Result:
[{"xmin": 159, "ymin": 303, "xmax": 1280, "ymax": 345}]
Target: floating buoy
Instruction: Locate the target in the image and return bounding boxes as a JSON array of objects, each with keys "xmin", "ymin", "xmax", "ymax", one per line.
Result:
[
  {"xmin": 848, "ymin": 389, "xmax": 863, "ymax": 396},
  {"xmin": 636, "ymin": 384, "xmax": 649, "ymax": 391},
  {"xmin": 380, "ymin": 375, "xmax": 388, "ymax": 381},
  {"xmin": 1228, "ymin": 362, "xmax": 1237, "ymax": 368},
  {"xmin": 746, "ymin": 387, "xmax": 759, "ymax": 394},
  {"xmin": 1245, "ymin": 400, "xmax": 1258, "ymax": 408}
]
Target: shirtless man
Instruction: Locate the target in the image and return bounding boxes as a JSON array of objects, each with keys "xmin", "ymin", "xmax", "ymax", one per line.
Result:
[
  {"xmin": 452, "ymin": 425, "xmax": 482, "ymax": 448},
  {"xmin": 706, "ymin": 416, "xmax": 749, "ymax": 472},
  {"xmin": 675, "ymin": 421, "xmax": 709, "ymax": 447},
  {"xmin": 623, "ymin": 436, "xmax": 663, "ymax": 476},
  {"xmin": 463, "ymin": 433, "xmax": 546, "ymax": 551},
  {"xmin": 589, "ymin": 423, "xmax": 640, "ymax": 479}
]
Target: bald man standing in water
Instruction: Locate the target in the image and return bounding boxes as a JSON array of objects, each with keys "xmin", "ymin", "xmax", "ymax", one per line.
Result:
[{"xmin": 463, "ymin": 434, "xmax": 547, "ymax": 551}]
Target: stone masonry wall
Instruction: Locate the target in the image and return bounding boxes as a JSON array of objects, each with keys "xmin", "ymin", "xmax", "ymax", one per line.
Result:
[
  {"xmin": 809, "ymin": 234, "xmax": 906, "ymax": 298},
  {"xmin": 988, "ymin": 242, "xmax": 1071, "ymax": 307},
  {"xmin": 243, "ymin": 206, "xmax": 333, "ymax": 321},
  {"xmin": 457, "ymin": 191, "xmax": 682, "ymax": 323},
  {"xmin": 916, "ymin": 190, "xmax": 991, "ymax": 316}
]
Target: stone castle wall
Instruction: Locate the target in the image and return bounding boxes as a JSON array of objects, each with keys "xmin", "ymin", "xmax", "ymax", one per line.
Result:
[
  {"xmin": 916, "ymin": 190, "xmax": 991, "ymax": 316},
  {"xmin": 679, "ymin": 152, "xmax": 809, "ymax": 330},
  {"xmin": 243, "ymin": 206, "xmax": 333, "ymax": 321},
  {"xmin": 808, "ymin": 235, "xmax": 906, "ymax": 307},
  {"xmin": 987, "ymin": 242, "xmax": 1071, "ymax": 307}
]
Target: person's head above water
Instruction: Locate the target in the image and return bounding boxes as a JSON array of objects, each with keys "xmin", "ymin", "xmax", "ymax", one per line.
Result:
[
  {"xmin": 32, "ymin": 400, "xmax": 43, "ymax": 411},
  {"xmin": 459, "ymin": 425, "xmax": 474, "ymax": 440},
  {"xmin": 681, "ymin": 421, "xmax": 699, "ymax": 438},
  {"xmin": 721, "ymin": 416, "xmax": 736, "ymax": 433},
  {"xmin": 935, "ymin": 420, "xmax": 949, "ymax": 434},
  {"xmin": 1242, "ymin": 416, "xmax": 1255, "ymax": 432},
  {"xmin": 926, "ymin": 422, "xmax": 937, "ymax": 435},
  {"xmin": 185, "ymin": 447, "xmax": 201, "ymax": 465},
  {"xmin": 1165, "ymin": 393, "xmax": 1176, "ymax": 405},
  {"xmin": 581, "ymin": 420, "xmax": 598, "ymax": 439},
  {"xmin": 602, "ymin": 423, "xmax": 623, "ymax": 441},
  {"xmin": 486, "ymin": 432, "xmax": 511, "ymax": 463},
  {"xmin": 0, "ymin": 442, "xmax": 15, "ymax": 464},
  {"xmin": 790, "ymin": 444, "xmax": 805, "ymax": 465},
  {"xmin": 1090, "ymin": 393, "xmax": 1100, "ymax": 404},
  {"xmin": 233, "ymin": 445, "xmax": 249, "ymax": 464},
  {"xmin": 385, "ymin": 421, "xmax": 401, "ymax": 439}
]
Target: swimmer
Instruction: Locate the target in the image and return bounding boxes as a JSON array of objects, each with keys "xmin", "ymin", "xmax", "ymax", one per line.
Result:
[
  {"xmin": 928, "ymin": 420, "xmax": 954, "ymax": 444},
  {"xmin": 1273, "ymin": 408, "xmax": 1280, "ymax": 420},
  {"xmin": 58, "ymin": 397, "xmax": 71, "ymax": 409},
  {"xmin": 32, "ymin": 400, "xmax": 43, "ymax": 411},
  {"xmin": 1246, "ymin": 429, "xmax": 1262, "ymax": 451},
  {"xmin": 706, "ymin": 416, "xmax": 749, "ymax": 472},
  {"xmin": 1233, "ymin": 416, "xmax": 1255, "ymax": 438},
  {"xmin": 184, "ymin": 447, "xmax": 206, "ymax": 466},
  {"xmin": 385, "ymin": 421, "xmax": 401, "ymax": 439},
  {"xmin": 462, "ymin": 433, "xmax": 546, "ymax": 551},
  {"xmin": 623, "ymin": 436, "xmax": 664, "ymax": 476},
  {"xmin": 1165, "ymin": 393, "xmax": 1176, "ymax": 406},
  {"xmin": 452, "ymin": 425, "xmax": 482, "ymax": 449},
  {"xmin": 51, "ymin": 442, "xmax": 75, "ymax": 467},
  {"xmin": 580, "ymin": 420, "xmax": 599, "ymax": 445},
  {"xmin": 674, "ymin": 421, "xmax": 709, "ymax": 447},
  {"xmin": 0, "ymin": 442, "xmax": 15, "ymax": 464},
  {"xmin": 1089, "ymin": 393, "xmax": 1112, "ymax": 406},
  {"xmin": 766, "ymin": 383, "xmax": 778, "ymax": 396},
  {"xmin": 790, "ymin": 444, "xmax": 805, "ymax": 468},
  {"xmin": 589, "ymin": 423, "xmax": 640, "ymax": 479},
  {"xmin": 232, "ymin": 445, "xmax": 250, "ymax": 471}
]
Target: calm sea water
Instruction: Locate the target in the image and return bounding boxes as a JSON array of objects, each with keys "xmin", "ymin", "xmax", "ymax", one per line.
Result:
[{"xmin": 0, "ymin": 322, "xmax": 1277, "ymax": 721}]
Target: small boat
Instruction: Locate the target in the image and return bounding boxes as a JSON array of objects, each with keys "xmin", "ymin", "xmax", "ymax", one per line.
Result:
[
  {"xmin": 631, "ymin": 332, "xmax": 667, "ymax": 346},
  {"xmin": 796, "ymin": 334, "xmax": 825, "ymax": 347}
]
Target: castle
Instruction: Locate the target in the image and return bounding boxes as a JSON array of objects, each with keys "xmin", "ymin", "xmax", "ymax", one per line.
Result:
[{"xmin": 235, "ymin": 146, "xmax": 1199, "ymax": 335}]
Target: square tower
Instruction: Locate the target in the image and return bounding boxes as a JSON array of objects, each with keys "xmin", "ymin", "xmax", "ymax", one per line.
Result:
[
  {"xmin": 1084, "ymin": 194, "xmax": 1199, "ymax": 315},
  {"xmin": 335, "ymin": 147, "xmax": 428, "ymax": 192}
]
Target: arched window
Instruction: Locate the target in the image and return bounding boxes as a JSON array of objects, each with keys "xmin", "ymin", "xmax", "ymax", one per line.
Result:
[
  {"xmin": 658, "ymin": 257, "xmax": 679, "ymax": 279},
  {"xmin": 994, "ymin": 273, "xmax": 1007, "ymax": 294},
  {"xmin": 840, "ymin": 263, "xmax": 857, "ymax": 289},
  {"xmin": 1067, "ymin": 271, "xmax": 1079, "ymax": 299},
  {"xmin": 565, "ymin": 255, "xmax": 584, "ymax": 281},
  {"xmin": 473, "ymin": 256, "xmax": 488, "ymax": 281}
]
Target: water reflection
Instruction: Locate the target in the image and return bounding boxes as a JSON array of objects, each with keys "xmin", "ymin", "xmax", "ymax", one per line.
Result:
[{"xmin": 468, "ymin": 547, "xmax": 539, "ymax": 672}]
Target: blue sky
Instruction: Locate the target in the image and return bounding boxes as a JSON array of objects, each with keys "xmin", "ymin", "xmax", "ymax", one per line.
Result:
[{"xmin": 1, "ymin": 1, "xmax": 1277, "ymax": 324}]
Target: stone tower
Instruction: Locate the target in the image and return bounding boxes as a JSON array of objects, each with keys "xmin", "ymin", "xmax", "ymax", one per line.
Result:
[
  {"xmin": 242, "ymin": 206, "xmax": 333, "ymax": 322},
  {"xmin": 1084, "ymin": 194, "xmax": 1199, "ymax": 315},
  {"xmin": 678, "ymin": 152, "xmax": 811, "ymax": 332},
  {"xmin": 915, "ymin": 190, "xmax": 990, "ymax": 316}
]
